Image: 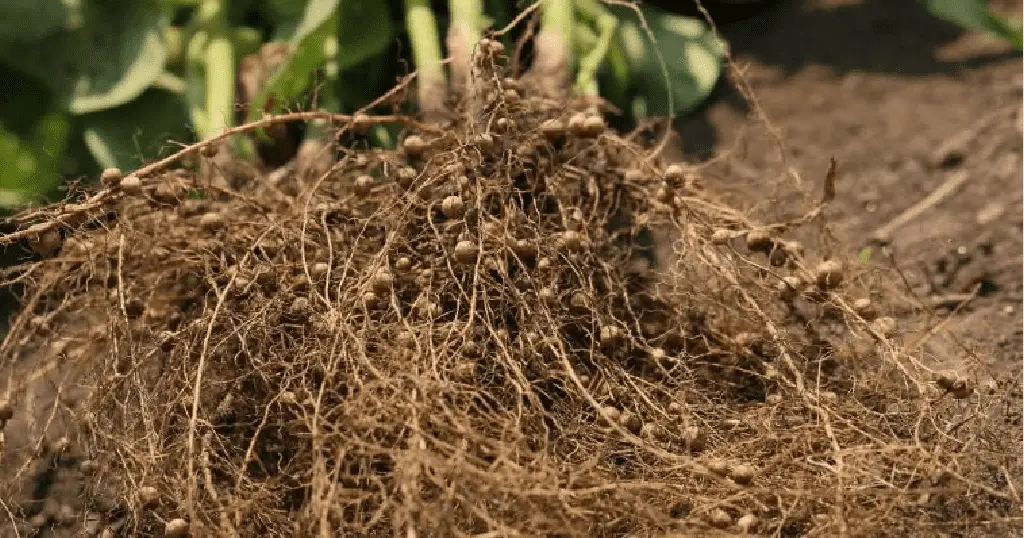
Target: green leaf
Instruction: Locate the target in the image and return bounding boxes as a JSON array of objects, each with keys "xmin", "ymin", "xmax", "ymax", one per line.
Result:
[
  {"xmin": 371, "ymin": 123, "xmax": 398, "ymax": 149},
  {"xmin": 610, "ymin": 4, "xmax": 725, "ymax": 117},
  {"xmin": 0, "ymin": 113, "xmax": 69, "ymax": 208},
  {"xmin": 0, "ymin": 0, "xmax": 81, "ymax": 42},
  {"xmin": 335, "ymin": 50, "xmax": 390, "ymax": 111},
  {"xmin": 268, "ymin": 0, "xmax": 309, "ymax": 22},
  {"xmin": 0, "ymin": 1, "xmax": 169, "ymax": 114},
  {"xmin": 249, "ymin": 0, "xmax": 394, "ymax": 120},
  {"xmin": 604, "ymin": 37, "xmax": 630, "ymax": 106},
  {"xmin": 184, "ymin": 28, "xmax": 210, "ymax": 137},
  {"xmin": 81, "ymin": 88, "xmax": 193, "ymax": 172},
  {"xmin": 293, "ymin": 0, "xmax": 339, "ymax": 41},
  {"xmin": 921, "ymin": 0, "xmax": 1023, "ymax": 50},
  {"xmin": 631, "ymin": 95, "xmax": 650, "ymax": 120},
  {"xmin": 0, "ymin": 65, "xmax": 69, "ymax": 207},
  {"xmin": 0, "ymin": 65, "xmax": 54, "ymax": 137}
]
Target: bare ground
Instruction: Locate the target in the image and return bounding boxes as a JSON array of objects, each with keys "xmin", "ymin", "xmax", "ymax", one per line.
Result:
[{"xmin": 674, "ymin": 0, "xmax": 1023, "ymax": 375}]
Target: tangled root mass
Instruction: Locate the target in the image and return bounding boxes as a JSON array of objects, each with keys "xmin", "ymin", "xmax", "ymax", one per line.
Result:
[{"xmin": 0, "ymin": 40, "xmax": 1020, "ymax": 538}]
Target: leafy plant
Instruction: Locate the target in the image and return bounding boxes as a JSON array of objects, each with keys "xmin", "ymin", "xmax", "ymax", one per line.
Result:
[
  {"xmin": 602, "ymin": 2, "xmax": 725, "ymax": 118},
  {"xmin": 0, "ymin": 1, "xmax": 720, "ymax": 209},
  {"xmin": 0, "ymin": 0, "xmax": 727, "ymax": 208},
  {"xmin": 247, "ymin": 0, "xmax": 395, "ymax": 122},
  {"xmin": 82, "ymin": 88, "xmax": 193, "ymax": 172},
  {"xmin": 921, "ymin": 0, "xmax": 1023, "ymax": 50}
]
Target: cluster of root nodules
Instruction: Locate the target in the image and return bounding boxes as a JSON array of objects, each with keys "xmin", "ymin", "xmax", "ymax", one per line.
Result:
[{"xmin": 2, "ymin": 53, "xmax": 1020, "ymax": 538}]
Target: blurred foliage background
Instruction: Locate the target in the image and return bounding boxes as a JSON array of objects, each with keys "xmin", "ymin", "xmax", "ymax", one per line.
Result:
[{"xmin": 0, "ymin": 0, "xmax": 1018, "ymax": 211}]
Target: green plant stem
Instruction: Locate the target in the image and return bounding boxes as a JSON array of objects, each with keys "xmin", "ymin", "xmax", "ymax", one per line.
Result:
[
  {"xmin": 167, "ymin": 25, "xmax": 259, "ymax": 69},
  {"xmin": 404, "ymin": 0, "xmax": 445, "ymax": 111},
  {"xmin": 604, "ymin": 37, "xmax": 629, "ymax": 105},
  {"xmin": 572, "ymin": 0, "xmax": 602, "ymax": 23},
  {"xmin": 540, "ymin": 0, "xmax": 573, "ymax": 58},
  {"xmin": 322, "ymin": 32, "xmax": 341, "ymax": 113},
  {"xmin": 185, "ymin": 29, "xmax": 210, "ymax": 136},
  {"xmin": 153, "ymin": 72, "xmax": 187, "ymax": 94},
  {"xmin": 166, "ymin": 26, "xmax": 185, "ymax": 67},
  {"xmin": 197, "ymin": 0, "xmax": 235, "ymax": 136},
  {"xmin": 448, "ymin": 0, "xmax": 484, "ymax": 51},
  {"xmin": 572, "ymin": 0, "xmax": 616, "ymax": 96},
  {"xmin": 920, "ymin": 0, "xmax": 1023, "ymax": 50}
]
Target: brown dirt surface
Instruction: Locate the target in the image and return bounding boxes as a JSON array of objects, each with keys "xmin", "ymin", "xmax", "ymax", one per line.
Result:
[
  {"xmin": 674, "ymin": 0, "xmax": 1023, "ymax": 376},
  {"xmin": 0, "ymin": 2, "xmax": 1021, "ymax": 537}
]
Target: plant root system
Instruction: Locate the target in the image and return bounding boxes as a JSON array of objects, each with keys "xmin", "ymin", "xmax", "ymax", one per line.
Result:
[{"xmin": 0, "ymin": 38, "xmax": 1019, "ymax": 538}]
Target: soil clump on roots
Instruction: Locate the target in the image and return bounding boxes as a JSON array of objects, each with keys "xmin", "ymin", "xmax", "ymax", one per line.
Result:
[{"xmin": 0, "ymin": 39, "xmax": 1020, "ymax": 538}]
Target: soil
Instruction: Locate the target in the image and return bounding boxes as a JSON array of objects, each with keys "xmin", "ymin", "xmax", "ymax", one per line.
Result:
[
  {"xmin": 1, "ymin": 0, "xmax": 1021, "ymax": 536},
  {"xmin": 673, "ymin": 0, "xmax": 1023, "ymax": 374}
]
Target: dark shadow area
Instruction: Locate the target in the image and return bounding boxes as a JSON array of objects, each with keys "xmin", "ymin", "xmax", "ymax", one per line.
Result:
[
  {"xmin": 644, "ymin": 0, "xmax": 786, "ymax": 25},
  {"xmin": 721, "ymin": 0, "xmax": 1019, "ymax": 76},
  {"xmin": 668, "ymin": 0, "xmax": 1021, "ymax": 162},
  {"xmin": 0, "ymin": 230, "xmax": 34, "ymax": 338},
  {"xmin": 672, "ymin": 76, "xmax": 753, "ymax": 161}
]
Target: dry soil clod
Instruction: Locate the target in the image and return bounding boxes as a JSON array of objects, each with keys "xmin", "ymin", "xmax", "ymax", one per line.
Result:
[
  {"xmin": 453, "ymin": 240, "xmax": 478, "ymax": 264},
  {"xmin": 100, "ymin": 167, "xmax": 123, "ymax": 187},
  {"xmin": 371, "ymin": 269, "xmax": 394, "ymax": 294},
  {"xmin": 936, "ymin": 371, "xmax": 973, "ymax": 399},
  {"xmin": 396, "ymin": 166, "xmax": 417, "ymax": 189},
  {"xmin": 599, "ymin": 325, "xmax": 625, "ymax": 348},
  {"xmin": 871, "ymin": 316, "xmax": 897, "ymax": 338},
  {"xmin": 853, "ymin": 297, "xmax": 877, "ymax": 320},
  {"xmin": 558, "ymin": 230, "xmax": 583, "ymax": 251},
  {"xmin": 352, "ymin": 113, "xmax": 373, "ymax": 134},
  {"xmin": 729, "ymin": 463, "xmax": 756, "ymax": 485},
  {"xmin": 737, "ymin": 513, "xmax": 759, "ymax": 533},
  {"xmin": 472, "ymin": 133, "xmax": 495, "ymax": 152},
  {"xmin": 708, "ymin": 508, "xmax": 733, "ymax": 529},
  {"xmin": 164, "ymin": 518, "xmax": 189, "ymax": 538},
  {"xmin": 137, "ymin": 486, "xmax": 159, "ymax": 508},
  {"xmin": 402, "ymin": 135, "xmax": 427, "ymax": 157},
  {"xmin": 618, "ymin": 410, "xmax": 642, "ymax": 434},
  {"xmin": 568, "ymin": 112, "xmax": 587, "ymax": 136},
  {"xmin": 815, "ymin": 259, "xmax": 845, "ymax": 289},
  {"xmin": 199, "ymin": 212, "xmax": 224, "ymax": 231},
  {"xmin": 353, "ymin": 175, "xmax": 375, "ymax": 197},
  {"xmin": 768, "ymin": 245, "xmax": 788, "ymax": 266},
  {"xmin": 79, "ymin": 459, "xmax": 99, "ymax": 475},
  {"xmin": 706, "ymin": 459, "xmax": 729, "ymax": 476},
  {"xmin": 777, "ymin": 275, "xmax": 805, "ymax": 300},
  {"xmin": 711, "ymin": 229, "xmax": 734, "ymax": 245},
  {"xmin": 664, "ymin": 164, "xmax": 685, "ymax": 184},
  {"xmin": 119, "ymin": 175, "xmax": 142, "ymax": 195},
  {"xmin": 29, "ymin": 228, "xmax": 63, "ymax": 256},
  {"xmin": 540, "ymin": 119, "xmax": 567, "ymax": 141},
  {"xmin": 582, "ymin": 114, "xmax": 605, "ymax": 136},
  {"xmin": 745, "ymin": 229, "xmax": 774, "ymax": 253},
  {"xmin": 682, "ymin": 425, "xmax": 706, "ymax": 453},
  {"xmin": 598, "ymin": 406, "xmax": 621, "ymax": 426},
  {"xmin": 442, "ymin": 195, "xmax": 466, "ymax": 219}
]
